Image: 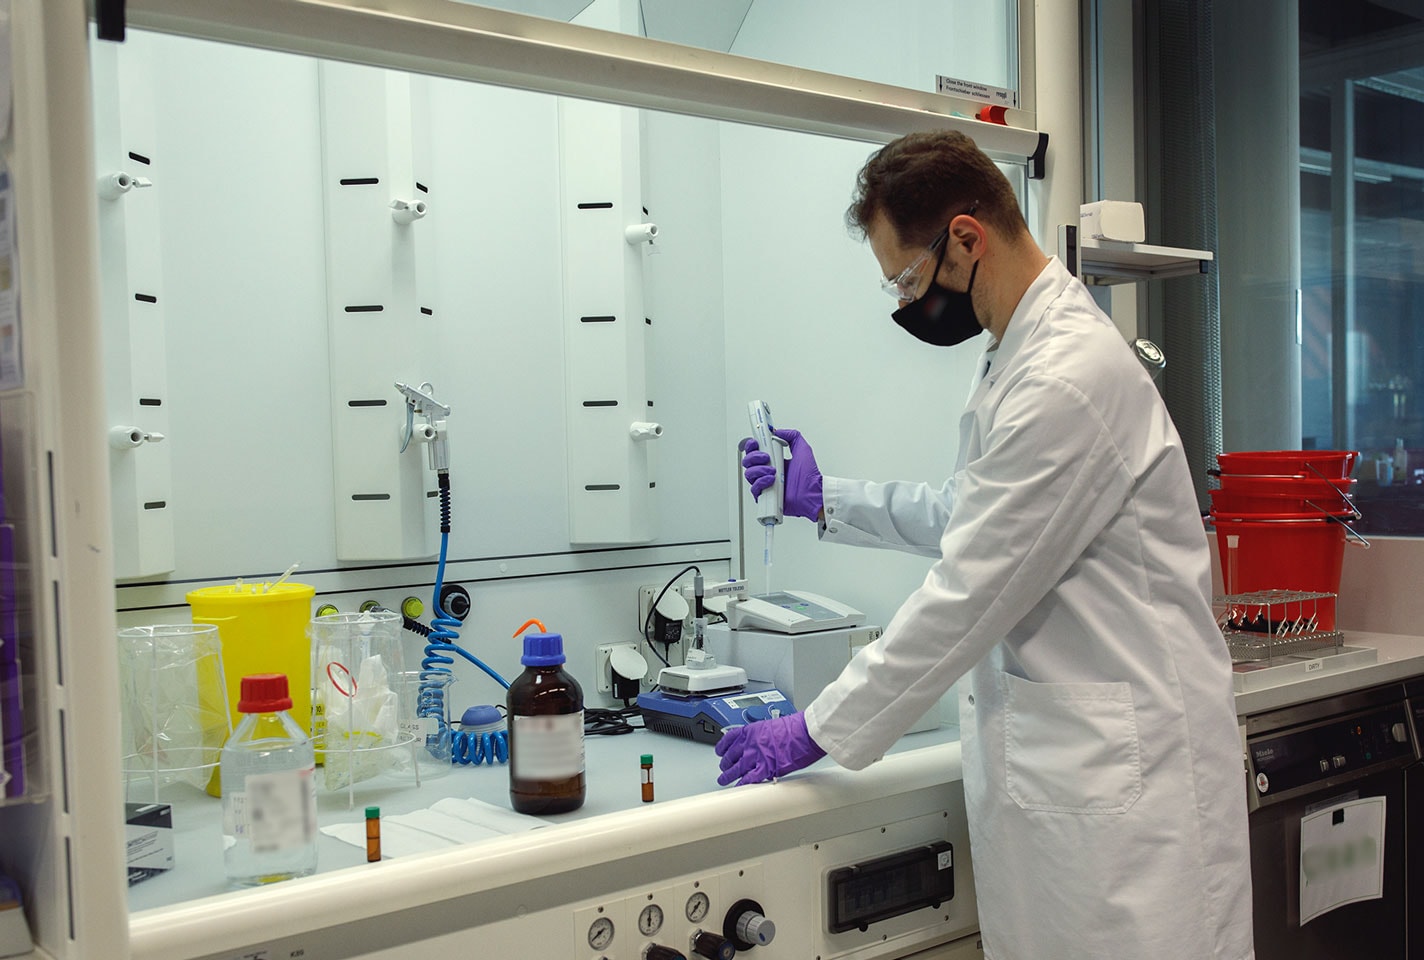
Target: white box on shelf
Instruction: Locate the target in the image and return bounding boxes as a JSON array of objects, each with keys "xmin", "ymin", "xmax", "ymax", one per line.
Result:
[{"xmin": 1080, "ymin": 200, "xmax": 1145, "ymax": 243}]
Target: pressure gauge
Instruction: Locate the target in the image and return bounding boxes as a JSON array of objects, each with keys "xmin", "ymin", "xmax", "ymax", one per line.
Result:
[
  {"xmin": 587, "ymin": 916, "xmax": 615, "ymax": 950},
  {"xmin": 685, "ymin": 891, "xmax": 711, "ymax": 923},
  {"xmin": 638, "ymin": 903, "xmax": 664, "ymax": 936}
]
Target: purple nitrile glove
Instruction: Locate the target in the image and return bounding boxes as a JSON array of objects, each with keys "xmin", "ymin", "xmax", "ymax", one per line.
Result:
[
  {"xmin": 739, "ymin": 428, "xmax": 824, "ymax": 522},
  {"xmin": 715, "ymin": 711, "xmax": 827, "ymax": 786}
]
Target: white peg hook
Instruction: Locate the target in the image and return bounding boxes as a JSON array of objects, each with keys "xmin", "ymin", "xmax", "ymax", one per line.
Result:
[
  {"xmin": 99, "ymin": 172, "xmax": 153, "ymax": 201},
  {"xmin": 629, "ymin": 421, "xmax": 663, "ymax": 441},
  {"xmin": 391, "ymin": 199, "xmax": 428, "ymax": 224},
  {"xmin": 108, "ymin": 426, "xmax": 165, "ymax": 449},
  {"xmin": 624, "ymin": 223, "xmax": 659, "ymax": 245}
]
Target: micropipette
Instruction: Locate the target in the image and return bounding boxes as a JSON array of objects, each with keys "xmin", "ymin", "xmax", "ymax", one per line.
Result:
[{"xmin": 746, "ymin": 400, "xmax": 788, "ymax": 594}]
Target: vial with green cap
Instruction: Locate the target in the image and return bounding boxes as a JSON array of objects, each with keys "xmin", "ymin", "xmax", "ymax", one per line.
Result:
[
  {"xmin": 508, "ymin": 622, "xmax": 585, "ymax": 814},
  {"xmin": 365, "ymin": 806, "xmax": 381, "ymax": 862}
]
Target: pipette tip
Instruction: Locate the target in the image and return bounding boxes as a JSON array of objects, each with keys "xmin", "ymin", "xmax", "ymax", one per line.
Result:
[{"xmin": 263, "ymin": 562, "xmax": 301, "ymax": 594}]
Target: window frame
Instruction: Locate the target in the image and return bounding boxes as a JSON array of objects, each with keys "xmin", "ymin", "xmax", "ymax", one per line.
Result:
[{"xmin": 120, "ymin": 0, "xmax": 1045, "ymax": 170}]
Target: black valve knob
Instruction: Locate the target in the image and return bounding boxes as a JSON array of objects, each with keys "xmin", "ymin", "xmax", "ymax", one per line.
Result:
[
  {"xmin": 692, "ymin": 930, "xmax": 736, "ymax": 960},
  {"xmin": 438, "ymin": 582, "xmax": 472, "ymax": 621},
  {"xmin": 724, "ymin": 898, "xmax": 775, "ymax": 950},
  {"xmin": 644, "ymin": 945, "xmax": 687, "ymax": 960}
]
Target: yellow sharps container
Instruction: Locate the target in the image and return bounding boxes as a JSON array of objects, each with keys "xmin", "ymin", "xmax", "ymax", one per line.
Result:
[{"xmin": 187, "ymin": 581, "xmax": 316, "ymax": 795}]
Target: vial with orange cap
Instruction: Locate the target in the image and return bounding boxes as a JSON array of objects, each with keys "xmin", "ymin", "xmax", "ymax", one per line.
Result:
[{"xmin": 507, "ymin": 619, "xmax": 585, "ymax": 814}]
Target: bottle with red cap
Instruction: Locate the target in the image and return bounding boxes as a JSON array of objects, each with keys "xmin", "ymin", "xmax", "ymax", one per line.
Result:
[
  {"xmin": 507, "ymin": 620, "xmax": 585, "ymax": 814},
  {"xmin": 219, "ymin": 673, "xmax": 318, "ymax": 885}
]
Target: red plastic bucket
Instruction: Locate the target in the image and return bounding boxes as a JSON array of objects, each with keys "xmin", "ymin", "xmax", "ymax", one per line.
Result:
[
  {"xmin": 1216, "ymin": 449, "xmax": 1359, "ymax": 479},
  {"xmin": 1211, "ymin": 506, "xmax": 1349, "ymax": 522},
  {"xmin": 1214, "ymin": 519, "xmax": 1345, "ymax": 629},
  {"xmin": 1209, "ymin": 481, "xmax": 1356, "ymax": 517},
  {"xmin": 1213, "ymin": 475, "xmax": 1356, "ymax": 497}
]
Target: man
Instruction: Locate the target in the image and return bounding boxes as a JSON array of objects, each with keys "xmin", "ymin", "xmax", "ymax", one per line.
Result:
[{"xmin": 716, "ymin": 131, "xmax": 1254, "ymax": 960}]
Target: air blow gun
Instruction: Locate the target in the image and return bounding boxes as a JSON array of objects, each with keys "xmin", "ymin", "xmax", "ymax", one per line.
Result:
[{"xmin": 747, "ymin": 400, "xmax": 789, "ymax": 591}]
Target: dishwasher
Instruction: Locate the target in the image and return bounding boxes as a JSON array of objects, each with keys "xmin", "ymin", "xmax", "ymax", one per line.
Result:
[
  {"xmin": 1244, "ymin": 682, "xmax": 1415, "ymax": 960},
  {"xmin": 1405, "ymin": 676, "xmax": 1424, "ymax": 960}
]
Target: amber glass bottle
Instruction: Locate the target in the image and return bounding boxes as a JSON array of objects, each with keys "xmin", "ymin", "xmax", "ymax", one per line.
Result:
[{"xmin": 507, "ymin": 630, "xmax": 585, "ymax": 814}]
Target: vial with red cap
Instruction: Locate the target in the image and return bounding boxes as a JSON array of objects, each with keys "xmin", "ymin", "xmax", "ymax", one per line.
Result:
[
  {"xmin": 219, "ymin": 673, "xmax": 318, "ymax": 885},
  {"xmin": 507, "ymin": 620, "xmax": 585, "ymax": 814}
]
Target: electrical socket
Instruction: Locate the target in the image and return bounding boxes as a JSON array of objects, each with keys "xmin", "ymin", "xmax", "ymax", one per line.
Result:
[
  {"xmin": 637, "ymin": 585, "xmax": 659, "ymax": 635},
  {"xmin": 596, "ymin": 642, "xmax": 640, "ymax": 694}
]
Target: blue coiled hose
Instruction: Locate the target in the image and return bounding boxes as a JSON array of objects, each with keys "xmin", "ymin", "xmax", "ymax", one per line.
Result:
[
  {"xmin": 455, "ymin": 705, "xmax": 509, "ymax": 764},
  {"xmin": 450, "ymin": 731, "xmax": 508, "ymax": 765},
  {"xmin": 416, "ymin": 474, "xmax": 511, "ymax": 764}
]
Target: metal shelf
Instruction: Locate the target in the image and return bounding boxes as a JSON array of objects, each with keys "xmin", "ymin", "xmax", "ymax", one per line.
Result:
[{"xmin": 1058, "ymin": 224, "xmax": 1213, "ymax": 285}]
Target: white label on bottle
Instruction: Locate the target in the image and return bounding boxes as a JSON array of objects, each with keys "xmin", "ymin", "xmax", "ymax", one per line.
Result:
[
  {"xmin": 512, "ymin": 712, "xmax": 584, "ymax": 779},
  {"xmin": 243, "ymin": 766, "xmax": 317, "ymax": 853}
]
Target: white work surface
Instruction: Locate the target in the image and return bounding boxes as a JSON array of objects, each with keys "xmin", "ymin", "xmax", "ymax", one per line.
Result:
[
  {"xmin": 127, "ymin": 722, "xmax": 960, "ymax": 915},
  {"xmin": 1233, "ymin": 631, "xmax": 1424, "ymax": 716},
  {"xmin": 124, "ymin": 631, "xmax": 1424, "ymax": 918}
]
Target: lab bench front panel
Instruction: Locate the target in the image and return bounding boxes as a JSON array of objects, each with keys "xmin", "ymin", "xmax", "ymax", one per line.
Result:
[{"xmin": 128, "ymin": 738, "xmax": 975, "ymax": 960}]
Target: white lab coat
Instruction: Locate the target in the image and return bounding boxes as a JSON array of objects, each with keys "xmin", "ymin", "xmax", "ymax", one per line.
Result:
[{"xmin": 805, "ymin": 258, "xmax": 1254, "ymax": 960}]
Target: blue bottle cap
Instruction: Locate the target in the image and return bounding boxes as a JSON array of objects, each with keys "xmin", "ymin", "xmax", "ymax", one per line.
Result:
[{"xmin": 521, "ymin": 631, "xmax": 566, "ymax": 666}]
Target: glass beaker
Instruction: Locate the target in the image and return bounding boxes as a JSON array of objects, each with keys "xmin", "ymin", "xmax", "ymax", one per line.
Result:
[
  {"xmin": 387, "ymin": 670, "xmax": 454, "ymax": 783},
  {"xmin": 117, "ymin": 624, "xmax": 231, "ymax": 798},
  {"xmin": 309, "ymin": 610, "xmax": 407, "ymax": 797}
]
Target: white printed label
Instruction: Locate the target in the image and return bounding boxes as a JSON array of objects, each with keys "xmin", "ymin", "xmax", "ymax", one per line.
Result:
[
  {"xmin": 228, "ymin": 767, "xmax": 317, "ymax": 853},
  {"xmin": 937, "ymin": 850, "xmax": 953, "ymax": 871},
  {"xmin": 512, "ymin": 712, "xmax": 585, "ymax": 779},
  {"xmin": 934, "ymin": 75, "xmax": 1019, "ymax": 108}
]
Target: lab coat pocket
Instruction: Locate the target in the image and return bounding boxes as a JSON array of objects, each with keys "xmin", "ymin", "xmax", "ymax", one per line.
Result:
[{"xmin": 1002, "ymin": 673, "xmax": 1142, "ymax": 815}]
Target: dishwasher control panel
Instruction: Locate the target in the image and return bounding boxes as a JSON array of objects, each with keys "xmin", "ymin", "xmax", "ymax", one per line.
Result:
[{"xmin": 1248, "ymin": 703, "xmax": 1414, "ymax": 801}]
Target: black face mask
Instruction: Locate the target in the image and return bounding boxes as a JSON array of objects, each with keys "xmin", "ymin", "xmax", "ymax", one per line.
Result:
[{"xmin": 891, "ymin": 250, "xmax": 983, "ymax": 347}]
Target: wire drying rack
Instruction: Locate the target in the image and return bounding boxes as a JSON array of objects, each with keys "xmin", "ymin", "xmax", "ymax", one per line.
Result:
[{"xmin": 1214, "ymin": 589, "xmax": 1344, "ymax": 664}]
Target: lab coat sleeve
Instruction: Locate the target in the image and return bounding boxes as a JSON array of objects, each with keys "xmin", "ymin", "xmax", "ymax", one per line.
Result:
[
  {"xmin": 818, "ymin": 475, "xmax": 954, "ymax": 559},
  {"xmin": 806, "ymin": 374, "xmax": 1137, "ymax": 769}
]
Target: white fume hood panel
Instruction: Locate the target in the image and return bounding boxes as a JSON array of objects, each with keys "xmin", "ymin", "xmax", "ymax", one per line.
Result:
[
  {"xmin": 93, "ymin": 40, "xmax": 175, "ymax": 580},
  {"xmin": 320, "ymin": 64, "xmax": 439, "ymax": 561},
  {"xmin": 559, "ymin": 95, "xmax": 659, "ymax": 546}
]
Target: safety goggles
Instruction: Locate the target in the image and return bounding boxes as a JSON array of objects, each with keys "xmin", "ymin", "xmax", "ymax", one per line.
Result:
[
  {"xmin": 880, "ymin": 203, "xmax": 979, "ymax": 300},
  {"xmin": 881, "ymin": 227, "xmax": 949, "ymax": 300}
]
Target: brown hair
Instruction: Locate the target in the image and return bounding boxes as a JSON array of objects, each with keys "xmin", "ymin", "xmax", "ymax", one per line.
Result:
[{"xmin": 846, "ymin": 130, "xmax": 1029, "ymax": 247}]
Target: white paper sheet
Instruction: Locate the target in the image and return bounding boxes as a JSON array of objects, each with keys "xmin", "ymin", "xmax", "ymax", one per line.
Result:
[
  {"xmin": 1300, "ymin": 795, "xmax": 1386, "ymax": 925},
  {"xmin": 321, "ymin": 796, "xmax": 543, "ymax": 858}
]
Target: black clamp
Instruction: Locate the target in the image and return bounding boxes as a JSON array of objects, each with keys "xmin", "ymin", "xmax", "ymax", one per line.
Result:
[{"xmin": 97, "ymin": 0, "xmax": 127, "ymax": 42}]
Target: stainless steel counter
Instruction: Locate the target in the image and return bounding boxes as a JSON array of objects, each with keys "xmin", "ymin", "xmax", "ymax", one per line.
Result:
[{"xmin": 1234, "ymin": 631, "xmax": 1424, "ymax": 716}]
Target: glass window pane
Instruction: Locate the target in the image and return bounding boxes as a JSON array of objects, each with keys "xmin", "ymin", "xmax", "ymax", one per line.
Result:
[
  {"xmin": 1299, "ymin": 4, "xmax": 1424, "ymax": 534},
  {"xmin": 458, "ymin": 0, "xmax": 1020, "ymax": 99}
]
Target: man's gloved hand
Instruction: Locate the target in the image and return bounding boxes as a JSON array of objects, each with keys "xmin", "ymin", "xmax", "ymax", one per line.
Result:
[
  {"xmin": 740, "ymin": 428, "xmax": 824, "ymax": 521},
  {"xmin": 715, "ymin": 711, "xmax": 827, "ymax": 786}
]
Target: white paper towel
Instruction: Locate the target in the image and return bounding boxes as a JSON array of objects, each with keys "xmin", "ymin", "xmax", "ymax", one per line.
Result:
[
  {"xmin": 322, "ymin": 797, "xmax": 543, "ymax": 858},
  {"xmin": 1299, "ymin": 795, "xmax": 1386, "ymax": 925}
]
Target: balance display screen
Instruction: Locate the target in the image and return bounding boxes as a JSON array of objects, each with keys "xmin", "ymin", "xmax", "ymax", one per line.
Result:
[
  {"xmin": 722, "ymin": 692, "xmax": 785, "ymax": 709},
  {"xmin": 757, "ymin": 592, "xmax": 841, "ymax": 621}
]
